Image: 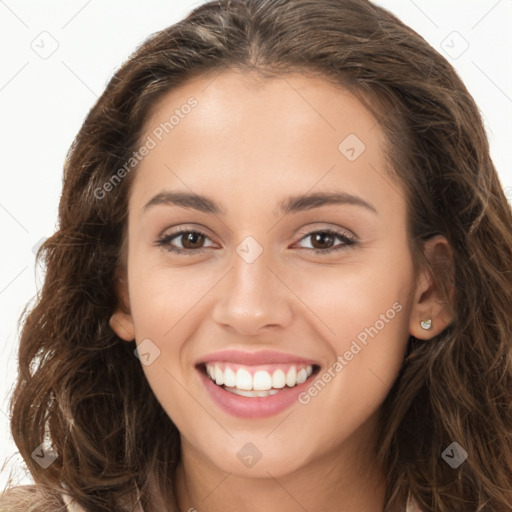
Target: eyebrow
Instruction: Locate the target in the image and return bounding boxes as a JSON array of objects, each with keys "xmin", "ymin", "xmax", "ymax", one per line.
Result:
[{"xmin": 143, "ymin": 190, "xmax": 378, "ymax": 216}]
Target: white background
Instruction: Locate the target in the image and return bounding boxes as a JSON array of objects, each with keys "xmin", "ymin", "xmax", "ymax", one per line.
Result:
[{"xmin": 1, "ymin": 0, "xmax": 511, "ymax": 489}]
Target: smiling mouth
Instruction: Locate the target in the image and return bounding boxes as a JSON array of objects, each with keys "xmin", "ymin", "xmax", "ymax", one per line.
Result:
[{"xmin": 197, "ymin": 362, "xmax": 321, "ymax": 397}]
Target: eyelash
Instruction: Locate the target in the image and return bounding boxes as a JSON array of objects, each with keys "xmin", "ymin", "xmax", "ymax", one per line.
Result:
[{"xmin": 154, "ymin": 228, "xmax": 358, "ymax": 256}]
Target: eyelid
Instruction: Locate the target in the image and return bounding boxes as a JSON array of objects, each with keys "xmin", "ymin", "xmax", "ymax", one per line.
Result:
[
  {"xmin": 295, "ymin": 224, "xmax": 356, "ymax": 240},
  {"xmin": 156, "ymin": 224, "xmax": 217, "ymax": 244}
]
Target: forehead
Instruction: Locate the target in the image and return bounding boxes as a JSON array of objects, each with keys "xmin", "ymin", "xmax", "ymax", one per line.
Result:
[
  {"xmin": 142, "ymin": 69, "xmax": 382, "ymax": 146},
  {"xmin": 130, "ymin": 69, "xmax": 402, "ymax": 221}
]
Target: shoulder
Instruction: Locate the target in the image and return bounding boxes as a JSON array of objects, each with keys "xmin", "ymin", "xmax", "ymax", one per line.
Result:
[{"xmin": 0, "ymin": 484, "xmax": 66, "ymax": 512}]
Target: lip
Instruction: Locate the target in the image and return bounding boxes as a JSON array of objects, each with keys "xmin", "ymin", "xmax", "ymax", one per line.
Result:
[
  {"xmin": 197, "ymin": 366, "xmax": 319, "ymax": 418},
  {"xmin": 195, "ymin": 349, "xmax": 321, "ymax": 419},
  {"xmin": 196, "ymin": 349, "xmax": 319, "ymax": 366}
]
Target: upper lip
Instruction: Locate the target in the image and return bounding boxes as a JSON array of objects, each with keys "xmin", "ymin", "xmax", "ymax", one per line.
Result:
[{"xmin": 196, "ymin": 349, "xmax": 320, "ymax": 367}]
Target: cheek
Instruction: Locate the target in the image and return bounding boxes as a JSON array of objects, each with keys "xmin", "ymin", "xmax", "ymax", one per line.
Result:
[
  {"xmin": 125, "ymin": 258, "xmax": 219, "ymax": 425},
  {"xmin": 289, "ymin": 254, "xmax": 413, "ymax": 350},
  {"xmin": 288, "ymin": 251, "xmax": 414, "ymax": 397},
  {"xmin": 291, "ymin": 256, "xmax": 414, "ymax": 429},
  {"xmin": 125, "ymin": 272, "xmax": 203, "ymax": 429},
  {"xmin": 127, "ymin": 254, "xmax": 213, "ymax": 338}
]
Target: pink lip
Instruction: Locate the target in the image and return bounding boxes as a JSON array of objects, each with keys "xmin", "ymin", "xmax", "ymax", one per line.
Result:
[
  {"xmin": 197, "ymin": 349, "xmax": 319, "ymax": 366},
  {"xmin": 195, "ymin": 349, "xmax": 320, "ymax": 418},
  {"xmin": 197, "ymin": 367, "xmax": 317, "ymax": 419}
]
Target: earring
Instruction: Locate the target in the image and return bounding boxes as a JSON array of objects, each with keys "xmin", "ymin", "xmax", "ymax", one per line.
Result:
[{"xmin": 420, "ymin": 319, "xmax": 432, "ymax": 330}]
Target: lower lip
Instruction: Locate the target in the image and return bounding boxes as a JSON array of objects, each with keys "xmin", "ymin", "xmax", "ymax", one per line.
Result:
[{"xmin": 197, "ymin": 367, "xmax": 316, "ymax": 418}]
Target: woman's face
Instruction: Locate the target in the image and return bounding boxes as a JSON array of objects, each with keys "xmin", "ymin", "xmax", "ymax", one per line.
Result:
[{"xmin": 111, "ymin": 70, "xmax": 440, "ymax": 480}]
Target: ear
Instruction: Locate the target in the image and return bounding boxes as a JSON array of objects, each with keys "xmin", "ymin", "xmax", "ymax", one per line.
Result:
[
  {"xmin": 109, "ymin": 268, "xmax": 135, "ymax": 342},
  {"xmin": 409, "ymin": 234, "xmax": 455, "ymax": 340}
]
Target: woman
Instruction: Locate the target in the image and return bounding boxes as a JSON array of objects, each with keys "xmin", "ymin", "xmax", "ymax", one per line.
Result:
[{"xmin": 1, "ymin": 0, "xmax": 511, "ymax": 511}]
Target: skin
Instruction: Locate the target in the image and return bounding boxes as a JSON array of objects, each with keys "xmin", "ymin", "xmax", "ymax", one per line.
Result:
[{"xmin": 110, "ymin": 69, "xmax": 453, "ymax": 512}]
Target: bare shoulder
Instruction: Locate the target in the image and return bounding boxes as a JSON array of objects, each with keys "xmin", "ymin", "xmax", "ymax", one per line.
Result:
[{"xmin": 0, "ymin": 484, "xmax": 65, "ymax": 512}]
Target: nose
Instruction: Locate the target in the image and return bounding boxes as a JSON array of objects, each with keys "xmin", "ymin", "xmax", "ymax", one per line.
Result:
[{"xmin": 211, "ymin": 241, "xmax": 293, "ymax": 336}]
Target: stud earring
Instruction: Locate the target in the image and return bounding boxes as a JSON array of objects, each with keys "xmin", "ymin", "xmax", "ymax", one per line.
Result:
[{"xmin": 420, "ymin": 319, "xmax": 432, "ymax": 330}]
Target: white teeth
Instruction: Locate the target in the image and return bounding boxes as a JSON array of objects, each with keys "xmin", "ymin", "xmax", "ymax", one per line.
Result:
[
  {"xmin": 224, "ymin": 387, "xmax": 281, "ymax": 397},
  {"xmin": 223, "ymin": 366, "xmax": 236, "ymax": 387},
  {"xmin": 253, "ymin": 371, "xmax": 272, "ymax": 391},
  {"xmin": 235, "ymin": 368, "xmax": 253, "ymax": 390},
  {"xmin": 286, "ymin": 367, "xmax": 297, "ymax": 387},
  {"xmin": 272, "ymin": 369, "xmax": 286, "ymax": 389},
  {"xmin": 204, "ymin": 363, "xmax": 315, "ymax": 392},
  {"xmin": 214, "ymin": 365, "xmax": 224, "ymax": 385},
  {"xmin": 296, "ymin": 368, "xmax": 308, "ymax": 384}
]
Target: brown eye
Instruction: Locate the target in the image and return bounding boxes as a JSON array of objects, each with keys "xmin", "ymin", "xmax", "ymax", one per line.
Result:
[
  {"xmin": 180, "ymin": 231, "xmax": 206, "ymax": 249},
  {"xmin": 296, "ymin": 229, "xmax": 357, "ymax": 254},
  {"xmin": 309, "ymin": 232, "xmax": 336, "ymax": 250},
  {"xmin": 155, "ymin": 229, "xmax": 215, "ymax": 255}
]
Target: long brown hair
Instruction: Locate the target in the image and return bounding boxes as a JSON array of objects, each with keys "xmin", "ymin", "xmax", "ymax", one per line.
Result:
[{"xmin": 2, "ymin": 0, "xmax": 511, "ymax": 510}]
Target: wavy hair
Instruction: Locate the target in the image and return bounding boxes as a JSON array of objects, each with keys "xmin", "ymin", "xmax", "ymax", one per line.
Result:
[{"xmin": 1, "ymin": 0, "xmax": 512, "ymax": 510}]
